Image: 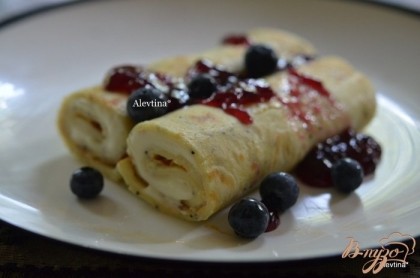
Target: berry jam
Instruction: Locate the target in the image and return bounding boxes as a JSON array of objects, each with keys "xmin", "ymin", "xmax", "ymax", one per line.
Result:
[
  {"xmin": 264, "ymin": 209, "xmax": 280, "ymax": 232},
  {"xmin": 200, "ymin": 79, "xmax": 276, "ymax": 124},
  {"xmin": 186, "ymin": 59, "xmax": 238, "ymax": 87},
  {"xmin": 278, "ymin": 68, "xmax": 332, "ymax": 126},
  {"xmin": 104, "ymin": 65, "xmax": 143, "ymax": 93},
  {"xmin": 288, "ymin": 68, "xmax": 330, "ymax": 98},
  {"xmin": 104, "ymin": 65, "xmax": 172, "ymax": 94},
  {"xmin": 295, "ymin": 128, "xmax": 382, "ymax": 188},
  {"xmin": 222, "ymin": 34, "xmax": 251, "ymax": 46},
  {"xmin": 185, "ymin": 59, "xmax": 279, "ymax": 124}
]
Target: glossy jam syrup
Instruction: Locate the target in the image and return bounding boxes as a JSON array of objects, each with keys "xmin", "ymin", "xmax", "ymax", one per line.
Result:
[
  {"xmin": 288, "ymin": 68, "xmax": 330, "ymax": 98},
  {"xmin": 186, "ymin": 59, "xmax": 238, "ymax": 87},
  {"xmin": 104, "ymin": 65, "xmax": 144, "ymax": 93},
  {"xmin": 295, "ymin": 128, "xmax": 382, "ymax": 188},
  {"xmin": 278, "ymin": 68, "xmax": 333, "ymax": 126},
  {"xmin": 186, "ymin": 59, "xmax": 278, "ymax": 124},
  {"xmin": 104, "ymin": 53, "xmax": 315, "ymax": 124},
  {"xmin": 104, "ymin": 65, "xmax": 172, "ymax": 94},
  {"xmin": 221, "ymin": 34, "xmax": 251, "ymax": 46},
  {"xmin": 264, "ymin": 208, "xmax": 280, "ymax": 232},
  {"xmin": 200, "ymin": 79, "xmax": 276, "ymax": 124}
]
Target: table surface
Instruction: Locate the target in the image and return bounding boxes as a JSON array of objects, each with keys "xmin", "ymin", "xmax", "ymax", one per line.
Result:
[{"xmin": 1, "ymin": 0, "xmax": 419, "ymax": 277}]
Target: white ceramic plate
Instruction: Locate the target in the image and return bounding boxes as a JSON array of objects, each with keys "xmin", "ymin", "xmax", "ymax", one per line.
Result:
[{"xmin": 1, "ymin": 0, "xmax": 419, "ymax": 262}]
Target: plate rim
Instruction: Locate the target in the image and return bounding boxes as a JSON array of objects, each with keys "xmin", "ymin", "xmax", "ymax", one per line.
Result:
[{"xmin": 0, "ymin": 0, "xmax": 419, "ymax": 31}]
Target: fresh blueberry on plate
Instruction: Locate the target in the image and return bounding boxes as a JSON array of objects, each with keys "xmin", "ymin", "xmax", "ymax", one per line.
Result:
[
  {"xmin": 331, "ymin": 158, "xmax": 364, "ymax": 193},
  {"xmin": 259, "ymin": 172, "xmax": 299, "ymax": 213},
  {"xmin": 228, "ymin": 197, "xmax": 269, "ymax": 239},
  {"xmin": 70, "ymin": 167, "xmax": 104, "ymax": 199}
]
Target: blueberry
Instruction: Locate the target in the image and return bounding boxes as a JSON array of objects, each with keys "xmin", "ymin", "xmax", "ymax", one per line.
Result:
[
  {"xmin": 245, "ymin": 44, "xmax": 278, "ymax": 78},
  {"xmin": 70, "ymin": 167, "xmax": 104, "ymax": 199},
  {"xmin": 228, "ymin": 197, "xmax": 269, "ymax": 239},
  {"xmin": 259, "ymin": 172, "xmax": 299, "ymax": 213},
  {"xmin": 126, "ymin": 87, "xmax": 168, "ymax": 123},
  {"xmin": 187, "ymin": 74, "xmax": 217, "ymax": 100},
  {"xmin": 331, "ymin": 158, "xmax": 364, "ymax": 193}
]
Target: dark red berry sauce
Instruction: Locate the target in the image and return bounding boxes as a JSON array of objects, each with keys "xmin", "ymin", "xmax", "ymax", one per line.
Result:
[
  {"xmin": 186, "ymin": 59, "xmax": 238, "ymax": 86},
  {"xmin": 295, "ymin": 128, "xmax": 382, "ymax": 188},
  {"xmin": 104, "ymin": 65, "xmax": 142, "ymax": 93},
  {"xmin": 103, "ymin": 59, "xmax": 334, "ymax": 125},
  {"xmin": 222, "ymin": 34, "xmax": 251, "ymax": 46},
  {"xmin": 184, "ymin": 59, "xmax": 279, "ymax": 124},
  {"xmin": 200, "ymin": 79, "xmax": 276, "ymax": 124},
  {"xmin": 288, "ymin": 68, "xmax": 330, "ymax": 98},
  {"xmin": 277, "ymin": 68, "xmax": 333, "ymax": 126},
  {"xmin": 104, "ymin": 65, "xmax": 170, "ymax": 94},
  {"xmin": 265, "ymin": 209, "xmax": 280, "ymax": 232}
]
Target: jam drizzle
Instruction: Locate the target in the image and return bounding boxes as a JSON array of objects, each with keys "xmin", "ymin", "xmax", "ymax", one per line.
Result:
[
  {"xmin": 265, "ymin": 209, "xmax": 280, "ymax": 232},
  {"xmin": 277, "ymin": 68, "xmax": 334, "ymax": 126},
  {"xmin": 104, "ymin": 65, "xmax": 171, "ymax": 94},
  {"xmin": 103, "ymin": 60, "xmax": 331, "ymax": 125},
  {"xmin": 186, "ymin": 59, "xmax": 238, "ymax": 87},
  {"xmin": 186, "ymin": 59, "xmax": 277, "ymax": 124},
  {"xmin": 200, "ymin": 79, "xmax": 276, "ymax": 124},
  {"xmin": 222, "ymin": 34, "xmax": 251, "ymax": 46}
]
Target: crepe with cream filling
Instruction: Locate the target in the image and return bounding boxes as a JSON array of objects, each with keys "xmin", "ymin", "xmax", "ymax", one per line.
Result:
[{"xmin": 117, "ymin": 56, "xmax": 376, "ymax": 221}]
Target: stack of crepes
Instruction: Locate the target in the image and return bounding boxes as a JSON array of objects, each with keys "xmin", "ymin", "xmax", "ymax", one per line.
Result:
[{"xmin": 57, "ymin": 28, "xmax": 376, "ymax": 221}]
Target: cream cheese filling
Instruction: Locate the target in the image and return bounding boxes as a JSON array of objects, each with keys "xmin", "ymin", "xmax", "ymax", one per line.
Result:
[
  {"xmin": 127, "ymin": 131, "xmax": 201, "ymax": 203},
  {"xmin": 68, "ymin": 97, "xmax": 128, "ymax": 164}
]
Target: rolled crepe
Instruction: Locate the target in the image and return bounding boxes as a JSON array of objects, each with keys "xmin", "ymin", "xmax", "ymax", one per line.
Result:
[
  {"xmin": 57, "ymin": 28, "xmax": 316, "ymax": 182},
  {"xmin": 117, "ymin": 56, "xmax": 376, "ymax": 221},
  {"xmin": 57, "ymin": 86, "xmax": 133, "ymax": 181}
]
